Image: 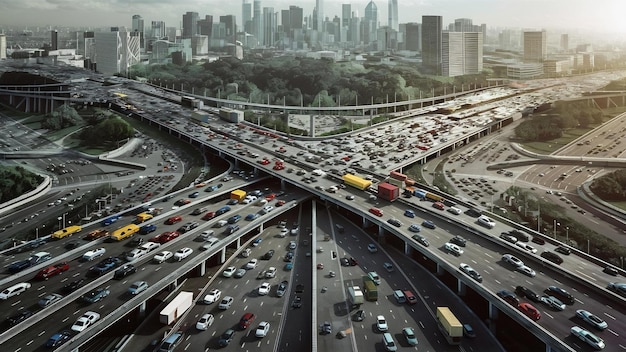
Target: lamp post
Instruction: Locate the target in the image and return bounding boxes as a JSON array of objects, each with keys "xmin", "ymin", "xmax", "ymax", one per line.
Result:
[
  {"xmin": 566, "ymin": 227, "xmax": 569, "ymax": 245},
  {"xmin": 553, "ymin": 219, "xmax": 560, "ymax": 239}
]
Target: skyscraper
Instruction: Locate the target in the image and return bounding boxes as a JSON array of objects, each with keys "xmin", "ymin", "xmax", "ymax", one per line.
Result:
[
  {"xmin": 560, "ymin": 34, "xmax": 569, "ymax": 52},
  {"xmin": 262, "ymin": 7, "xmax": 276, "ymax": 46},
  {"xmin": 0, "ymin": 34, "xmax": 7, "ymax": 59},
  {"xmin": 220, "ymin": 15, "xmax": 237, "ymax": 43},
  {"xmin": 523, "ymin": 30, "xmax": 547, "ymax": 61},
  {"xmin": 132, "ymin": 15, "xmax": 145, "ymax": 50},
  {"xmin": 442, "ymin": 32, "xmax": 483, "ymax": 77},
  {"xmin": 182, "ymin": 11, "xmax": 199, "ymax": 38},
  {"xmin": 242, "ymin": 0, "xmax": 252, "ymax": 32},
  {"xmin": 253, "ymin": 0, "xmax": 262, "ymax": 45},
  {"xmin": 151, "ymin": 21, "xmax": 166, "ymax": 39},
  {"xmin": 388, "ymin": 0, "xmax": 398, "ymax": 31},
  {"xmin": 404, "ymin": 22, "xmax": 421, "ymax": 51},
  {"xmin": 422, "ymin": 15, "xmax": 443, "ymax": 74},
  {"xmin": 316, "ymin": 0, "xmax": 324, "ymax": 31},
  {"xmin": 51, "ymin": 30, "xmax": 58, "ymax": 50},
  {"xmin": 198, "ymin": 15, "xmax": 213, "ymax": 37},
  {"xmin": 364, "ymin": 0, "xmax": 378, "ymax": 45},
  {"xmin": 95, "ymin": 28, "xmax": 140, "ymax": 76},
  {"xmin": 454, "ymin": 18, "xmax": 473, "ymax": 32}
]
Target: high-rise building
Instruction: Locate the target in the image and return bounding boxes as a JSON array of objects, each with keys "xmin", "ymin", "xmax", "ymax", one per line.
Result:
[
  {"xmin": 454, "ymin": 18, "xmax": 473, "ymax": 32},
  {"xmin": 316, "ymin": 0, "xmax": 324, "ymax": 31},
  {"xmin": 388, "ymin": 0, "xmax": 398, "ymax": 31},
  {"xmin": 404, "ymin": 22, "xmax": 421, "ymax": 51},
  {"xmin": 364, "ymin": 0, "xmax": 378, "ymax": 45},
  {"xmin": 182, "ymin": 11, "xmax": 199, "ymax": 38},
  {"xmin": 560, "ymin": 34, "xmax": 569, "ymax": 52},
  {"xmin": 523, "ymin": 30, "xmax": 547, "ymax": 62},
  {"xmin": 422, "ymin": 15, "xmax": 443, "ymax": 74},
  {"xmin": 51, "ymin": 30, "xmax": 58, "ymax": 50},
  {"xmin": 341, "ymin": 4, "xmax": 351, "ymax": 42},
  {"xmin": 198, "ymin": 15, "xmax": 213, "ymax": 37},
  {"xmin": 220, "ymin": 15, "xmax": 237, "ymax": 43},
  {"xmin": 95, "ymin": 28, "xmax": 140, "ymax": 76},
  {"xmin": 151, "ymin": 21, "xmax": 167, "ymax": 39},
  {"xmin": 262, "ymin": 7, "xmax": 276, "ymax": 46},
  {"xmin": 242, "ymin": 0, "xmax": 252, "ymax": 33},
  {"xmin": 0, "ymin": 34, "xmax": 7, "ymax": 59},
  {"xmin": 253, "ymin": 0, "xmax": 262, "ymax": 45},
  {"xmin": 132, "ymin": 15, "xmax": 145, "ymax": 49},
  {"xmin": 442, "ymin": 32, "xmax": 483, "ymax": 77}
]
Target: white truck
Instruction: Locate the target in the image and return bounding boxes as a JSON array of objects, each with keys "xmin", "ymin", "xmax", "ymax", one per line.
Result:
[
  {"xmin": 159, "ymin": 291, "xmax": 193, "ymax": 325},
  {"xmin": 348, "ymin": 286, "xmax": 364, "ymax": 307}
]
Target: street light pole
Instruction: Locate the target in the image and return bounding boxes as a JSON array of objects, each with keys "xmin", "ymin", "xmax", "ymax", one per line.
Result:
[
  {"xmin": 566, "ymin": 227, "xmax": 569, "ymax": 245},
  {"xmin": 553, "ymin": 219, "xmax": 559, "ymax": 239}
]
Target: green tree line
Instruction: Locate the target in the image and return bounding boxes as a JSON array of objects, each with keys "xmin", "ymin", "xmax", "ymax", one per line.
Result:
[
  {"xmin": 0, "ymin": 166, "xmax": 44, "ymax": 203},
  {"xmin": 591, "ymin": 169, "xmax": 626, "ymax": 201},
  {"xmin": 514, "ymin": 101, "xmax": 602, "ymax": 141}
]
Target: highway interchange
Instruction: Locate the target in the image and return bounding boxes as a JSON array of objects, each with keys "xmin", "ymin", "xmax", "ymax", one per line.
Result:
[{"xmin": 0, "ymin": 68, "xmax": 625, "ymax": 352}]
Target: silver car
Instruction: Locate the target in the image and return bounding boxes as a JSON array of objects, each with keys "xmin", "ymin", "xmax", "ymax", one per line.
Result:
[
  {"xmin": 570, "ymin": 326, "xmax": 605, "ymax": 350},
  {"xmin": 576, "ymin": 310, "xmax": 608, "ymax": 330}
]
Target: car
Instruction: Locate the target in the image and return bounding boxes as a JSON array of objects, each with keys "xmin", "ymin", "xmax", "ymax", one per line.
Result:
[
  {"xmin": 276, "ymin": 280, "xmax": 288, "ymax": 297},
  {"xmin": 516, "ymin": 286, "xmax": 541, "ymax": 302},
  {"xmin": 575, "ymin": 309, "xmax": 608, "ymax": 331},
  {"xmin": 7, "ymin": 310, "xmax": 33, "ymax": 326},
  {"xmin": 532, "ymin": 236, "xmax": 546, "ymax": 245},
  {"xmin": 255, "ymin": 321, "xmax": 270, "ymax": 338},
  {"xmin": 173, "ymin": 247, "xmax": 193, "ymax": 261},
  {"xmin": 516, "ymin": 242, "xmax": 538, "ymax": 253},
  {"xmin": 404, "ymin": 209, "xmax": 415, "ymax": 218},
  {"xmin": 8, "ymin": 259, "xmax": 32, "ymax": 273},
  {"xmin": 383, "ymin": 262, "xmax": 394, "ymax": 272},
  {"xmin": 226, "ymin": 199, "xmax": 238, "ymax": 205},
  {"xmin": 540, "ymin": 295, "xmax": 566, "ymax": 311},
  {"xmin": 408, "ymin": 223, "xmax": 421, "ymax": 232},
  {"xmin": 555, "ymin": 246, "xmax": 571, "ymax": 255},
  {"xmin": 368, "ymin": 207, "xmax": 383, "ymax": 217},
  {"xmin": 284, "ymin": 252, "xmax": 294, "ymax": 262},
  {"xmin": 196, "ymin": 313, "xmax": 214, "ymax": 330},
  {"xmin": 35, "ymin": 262, "xmax": 70, "ymax": 280},
  {"xmin": 38, "ymin": 293, "xmax": 63, "ymax": 307},
  {"xmin": 316, "ymin": 263, "xmax": 324, "ymax": 270},
  {"xmin": 178, "ymin": 221, "xmax": 199, "ymax": 233},
  {"xmin": 346, "ymin": 195, "xmax": 355, "ymax": 200},
  {"xmin": 541, "ymin": 251, "xmax": 563, "ymax": 264},
  {"xmin": 252, "ymin": 238, "xmax": 263, "ymax": 247},
  {"xmin": 234, "ymin": 268, "xmax": 247, "ymax": 278},
  {"xmin": 246, "ymin": 258, "xmax": 259, "ymax": 269},
  {"xmin": 411, "ymin": 234, "xmax": 430, "ymax": 246},
  {"xmin": 265, "ymin": 266, "xmax": 277, "ymax": 278},
  {"xmin": 497, "ymin": 290, "xmax": 519, "ymax": 306},
  {"xmin": 165, "ymin": 215, "xmax": 183, "ymax": 225},
  {"xmin": 499, "ymin": 232, "xmax": 518, "ymax": 244},
  {"xmin": 150, "ymin": 231, "xmax": 180, "ymax": 244},
  {"xmin": 203, "ymin": 289, "xmax": 221, "ymax": 304},
  {"xmin": 502, "ymin": 254, "xmax": 524, "ymax": 268},
  {"xmin": 349, "ymin": 257, "xmax": 358, "ymax": 266},
  {"xmin": 518, "ymin": 302, "xmax": 541, "ymax": 321},
  {"xmin": 46, "ymin": 330, "xmax": 72, "ymax": 348},
  {"xmin": 114, "ymin": 263, "xmax": 137, "ymax": 279},
  {"xmin": 320, "ymin": 321, "xmax": 332, "ymax": 334},
  {"xmin": 387, "ymin": 218, "xmax": 403, "ymax": 227},
  {"xmin": 288, "ymin": 241, "xmax": 297, "ymax": 250},
  {"xmin": 368, "ymin": 271, "xmax": 381, "ymax": 285},
  {"xmin": 353, "ymin": 309, "xmax": 366, "ymax": 321},
  {"xmin": 546, "ymin": 286, "xmax": 575, "ymax": 304},
  {"xmin": 218, "ymin": 296, "xmax": 234, "ymax": 310},
  {"xmin": 422, "ymin": 220, "xmax": 436, "ymax": 229},
  {"xmin": 367, "ymin": 243, "xmax": 378, "ymax": 253},
  {"xmin": 603, "ymin": 266, "xmax": 619, "ymax": 276},
  {"xmin": 570, "ymin": 326, "xmax": 605, "ymax": 350},
  {"xmin": 463, "ymin": 324, "xmax": 476, "ymax": 338},
  {"xmin": 460, "ymin": 263, "xmax": 482, "ymax": 282},
  {"xmin": 245, "ymin": 213, "xmax": 259, "ymax": 221},
  {"xmin": 128, "ymin": 281, "xmax": 149, "ymax": 295},
  {"xmin": 450, "ymin": 236, "xmax": 467, "ymax": 247},
  {"xmin": 65, "ymin": 240, "xmax": 80, "ymax": 249},
  {"xmin": 448, "ymin": 206, "xmax": 462, "ymax": 215},
  {"xmin": 261, "ymin": 205, "xmax": 274, "ymax": 214},
  {"xmin": 376, "ymin": 315, "xmax": 388, "ymax": 331},
  {"xmin": 295, "ymin": 284, "xmax": 304, "ymax": 293},
  {"xmin": 140, "ymin": 242, "xmax": 161, "ymax": 253},
  {"xmin": 218, "ymin": 328, "xmax": 235, "ymax": 347},
  {"xmin": 444, "ymin": 242, "xmax": 463, "ymax": 256},
  {"xmin": 227, "ymin": 215, "xmax": 242, "ymax": 224},
  {"xmin": 81, "ymin": 288, "xmax": 110, "ymax": 303},
  {"xmin": 290, "ymin": 295, "xmax": 302, "ymax": 308},
  {"xmin": 516, "ymin": 265, "xmax": 536, "ymax": 277},
  {"xmin": 284, "ymin": 262, "xmax": 293, "ymax": 271},
  {"xmin": 202, "ymin": 211, "xmax": 216, "ymax": 220},
  {"xmin": 153, "ymin": 251, "xmax": 173, "ymax": 263},
  {"xmin": 239, "ymin": 312, "xmax": 256, "ymax": 329},
  {"xmin": 607, "ymin": 282, "xmax": 626, "ymax": 297},
  {"xmin": 262, "ymin": 249, "xmax": 275, "ymax": 259},
  {"xmin": 258, "ymin": 282, "xmax": 272, "ymax": 296},
  {"xmin": 222, "ymin": 266, "xmax": 236, "ymax": 277},
  {"xmin": 402, "ymin": 327, "xmax": 418, "ymax": 345},
  {"xmin": 189, "ymin": 191, "xmax": 200, "ymax": 198},
  {"xmin": 340, "ymin": 257, "xmax": 350, "ymax": 266},
  {"xmin": 71, "ymin": 311, "xmax": 100, "ymax": 332}
]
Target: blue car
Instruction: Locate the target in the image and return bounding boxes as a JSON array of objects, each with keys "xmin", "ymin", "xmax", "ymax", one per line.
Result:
[
  {"xmin": 245, "ymin": 213, "xmax": 259, "ymax": 221},
  {"xmin": 284, "ymin": 262, "xmax": 293, "ymax": 271},
  {"xmin": 139, "ymin": 224, "xmax": 157, "ymax": 235},
  {"xmin": 189, "ymin": 191, "xmax": 200, "ymax": 198},
  {"xmin": 252, "ymin": 238, "xmax": 262, "ymax": 246},
  {"xmin": 46, "ymin": 330, "xmax": 72, "ymax": 348},
  {"xmin": 89, "ymin": 257, "xmax": 122, "ymax": 276},
  {"xmin": 422, "ymin": 220, "xmax": 436, "ymax": 229},
  {"xmin": 102, "ymin": 215, "xmax": 120, "ymax": 226},
  {"xmin": 404, "ymin": 210, "xmax": 416, "ymax": 218}
]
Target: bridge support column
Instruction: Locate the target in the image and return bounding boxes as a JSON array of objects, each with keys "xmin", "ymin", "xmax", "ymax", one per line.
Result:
[
  {"xmin": 197, "ymin": 259, "xmax": 206, "ymax": 276},
  {"xmin": 219, "ymin": 247, "xmax": 226, "ymax": 264},
  {"xmin": 404, "ymin": 241, "xmax": 412, "ymax": 255},
  {"xmin": 436, "ymin": 263, "xmax": 446, "ymax": 276},
  {"xmin": 487, "ymin": 302, "xmax": 498, "ymax": 334},
  {"xmin": 168, "ymin": 281, "xmax": 178, "ymax": 291},
  {"xmin": 258, "ymin": 223, "xmax": 264, "ymax": 232},
  {"xmin": 457, "ymin": 279, "xmax": 466, "ymax": 296},
  {"xmin": 138, "ymin": 301, "xmax": 147, "ymax": 319},
  {"xmin": 280, "ymin": 179, "xmax": 286, "ymax": 190},
  {"xmin": 377, "ymin": 225, "xmax": 384, "ymax": 241}
]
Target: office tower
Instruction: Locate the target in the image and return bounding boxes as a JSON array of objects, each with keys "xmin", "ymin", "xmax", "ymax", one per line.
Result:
[
  {"xmin": 262, "ymin": 7, "xmax": 276, "ymax": 46},
  {"xmin": 220, "ymin": 15, "xmax": 237, "ymax": 43},
  {"xmin": 283, "ymin": 5, "xmax": 303, "ymax": 40},
  {"xmin": 388, "ymin": 0, "xmax": 398, "ymax": 31},
  {"xmin": 316, "ymin": 0, "xmax": 324, "ymax": 31},
  {"xmin": 342, "ymin": 4, "xmax": 351, "ymax": 41},
  {"xmin": 454, "ymin": 18, "xmax": 473, "ymax": 32},
  {"xmin": 350, "ymin": 15, "xmax": 360, "ymax": 44},
  {"xmin": 442, "ymin": 32, "xmax": 483, "ymax": 77},
  {"xmin": 242, "ymin": 0, "xmax": 252, "ymax": 32},
  {"xmin": 51, "ymin": 30, "xmax": 58, "ymax": 50},
  {"xmin": 364, "ymin": 0, "xmax": 378, "ymax": 45},
  {"xmin": 253, "ymin": 0, "xmax": 262, "ymax": 44},
  {"xmin": 480, "ymin": 23, "xmax": 487, "ymax": 43},
  {"xmin": 523, "ymin": 30, "xmax": 547, "ymax": 61},
  {"xmin": 183, "ymin": 11, "xmax": 199, "ymax": 38},
  {"xmin": 561, "ymin": 34, "xmax": 569, "ymax": 52},
  {"xmin": 422, "ymin": 15, "xmax": 443, "ymax": 74},
  {"xmin": 198, "ymin": 15, "xmax": 213, "ymax": 37},
  {"xmin": 132, "ymin": 15, "xmax": 145, "ymax": 50},
  {"xmin": 0, "ymin": 34, "xmax": 7, "ymax": 59},
  {"xmin": 95, "ymin": 28, "xmax": 140, "ymax": 76},
  {"xmin": 404, "ymin": 22, "xmax": 421, "ymax": 51},
  {"xmin": 152, "ymin": 21, "xmax": 167, "ymax": 39}
]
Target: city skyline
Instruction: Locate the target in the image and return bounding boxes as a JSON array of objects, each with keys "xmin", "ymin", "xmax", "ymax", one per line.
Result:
[{"xmin": 1, "ymin": 0, "xmax": 625, "ymax": 35}]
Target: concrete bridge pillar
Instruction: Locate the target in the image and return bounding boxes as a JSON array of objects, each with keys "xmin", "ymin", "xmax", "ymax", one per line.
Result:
[
  {"xmin": 457, "ymin": 279, "xmax": 466, "ymax": 296},
  {"xmin": 219, "ymin": 247, "xmax": 226, "ymax": 264},
  {"xmin": 138, "ymin": 301, "xmax": 147, "ymax": 319},
  {"xmin": 197, "ymin": 260, "xmax": 206, "ymax": 276}
]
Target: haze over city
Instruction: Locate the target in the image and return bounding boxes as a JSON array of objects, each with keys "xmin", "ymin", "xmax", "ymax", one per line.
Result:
[{"xmin": 1, "ymin": 0, "xmax": 625, "ymax": 35}]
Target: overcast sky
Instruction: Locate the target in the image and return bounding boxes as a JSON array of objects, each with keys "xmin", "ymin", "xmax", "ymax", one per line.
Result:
[{"xmin": 1, "ymin": 0, "xmax": 625, "ymax": 35}]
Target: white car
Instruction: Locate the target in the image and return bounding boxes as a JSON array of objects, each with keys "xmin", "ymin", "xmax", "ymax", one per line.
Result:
[
  {"xmin": 255, "ymin": 321, "xmax": 270, "ymax": 337},
  {"xmin": 258, "ymin": 282, "xmax": 271, "ymax": 295},
  {"xmin": 82, "ymin": 248, "xmax": 106, "ymax": 261},
  {"xmin": 153, "ymin": 251, "xmax": 173, "ymax": 264},
  {"xmin": 367, "ymin": 243, "xmax": 378, "ymax": 253},
  {"xmin": 570, "ymin": 326, "xmax": 605, "ymax": 350},
  {"xmin": 576, "ymin": 309, "xmax": 608, "ymax": 330},
  {"xmin": 71, "ymin": 311, "xmax": 100, "ymax": 332},
  {"xmin": 447, "ymin": 206, "xmax": 462, "ymax": 215},
  {"xmin": 515, "ymin": 242, "xmax": 537, "ymax": 254},
  {"xmin": 222, "ymin": 266, "xmax": 237, "ymax": 278},
  {"xmin": 261, "ymin": 205, "xmax": 274, "ymax": 214},
  {"xmin": 408, "ymin": 224, "xmax": 421, "ymax": 232},
  {"xmin": 173, "ymin": 247, "xmax": 193, "ymax": 261},
  {"xmin": 126, "ymin": 248, "xmax": 147, "ymax": 262},
  {"xmin": 140, "ymin": 242, "xmax": 161, "ymax": 253},
  {"xmin": 245, "ymin": 259, "xmax": 258, "ymax": 269},
  {"xmin": 326, "ymin": 186, "xmax": 338, "ymax": 193},
  {"xmin": 376, "ymin": 315, "xmax": 388, "ymax": 331},
  {"xmin": 502, "ymin": 254, "xmax": 524, "ymax": 268},
  {"xmin": 218, "ymin": 296, "xmax": 234, "ymax": 309},
  {"xmin": 265, "ymin": 267, "xmax": 277, "ymax": 278},
  {"xmin": 444, "ymin": 242, "xmax": 464, "ymax": 256},
  {"xmin": 196, "ymin": 313, "xmax": 215, "ymax": 330},
  {"xmin": 516, "ymin": 265, "xmax": 536, "ymax": 277},
  {"xmin": 203, "ymin": 289, "xmax": 221, "ymax": 304},
  {"xmin": 288, "ymin": 241, "xmax": 297, "ymax": 250}
]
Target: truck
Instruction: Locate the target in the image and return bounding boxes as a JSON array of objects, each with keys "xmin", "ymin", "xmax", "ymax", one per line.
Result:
[
  {"xmin": 343, "ymin": 174, "xmax": 373, "ymax": 191},
  {"xmin": 135, "ymin": 212, "xmax": 154, "ymax": 223},
  {"xmin": 160, "ymin": 291, "xmax": 194, "ymax": 325},
  {"xmin": 52, "ymin": 225, "xmax": 82, "ymax": 239},
  {"xmin": 377, "ymin": 182, "xmax": 400, "ymax": 202},
  {"xmin": 85, "ymin": 229, "xmax": 109, "ymax": 240},
  {"xmin": 436, "ymin": 307, "xmax": 463, "ymax": 345},
  {"xmin": 347, "ymin": 286, "xmax": 364, "ymax": 307},
  {"xmin": 362, "ymin": 276, "xmax": 378, "ymax": 301},
  {"xmin": 413, "ymin": 189, "xmax": 427, "ymax": 199},
  {"xmin": 389, "ymin": 171, "xmax": 408, "ymax": 182},
  {"xmin": 231, "ymin": 189, "xmax": 247, "ymax": 202},
  {"xmin": 425, "ymin": 192, "xmax": 444, "ymax": 202},
  {"xmin": 110, "ymin": 224, "xmax": 140, "ymax": 241}
]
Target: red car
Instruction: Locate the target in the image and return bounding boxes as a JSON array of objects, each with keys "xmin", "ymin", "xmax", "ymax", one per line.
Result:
[
  {"xmin": 35, "ymin": 262, "xmax": 69, "ymax": 280},
  {"xmin": 518, "ymin": 302, "xmax": 541, "ymax": 321},
  {"xmin": 202, "ymin": 212, "xmax": 216, "ymax": 220},
  {"xmin": 369, "ymin": 207, "xmax": 383, "ymax": 217},
  {"xmin": 276, "ymin": 200, "xmax": 286, "ymax": 207},
  {"xmin": 258, "ymin": 159, "xmax": 270, "ymax": 165},
  {"xmin": 150, "ymin": 231, "xmax": 180, "ymax": 244},
  {"xmin": 433, "ymin": 202, "xmax": 445, "ymax": 210},
  {"xmin": 265, "ymin": 194, "xmax": 276, "ymax": 201},
  {"xmin": 165, "ymin": 216, "xmax": 182, "ymax": 225}
]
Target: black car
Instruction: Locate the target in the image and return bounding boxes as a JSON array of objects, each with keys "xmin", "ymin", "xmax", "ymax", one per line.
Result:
[
  {"xmin": 464, "ymin": 208, "xmax": 482, "ymax": 217},
  {"xmin": 546, "ymin": 286, "xmax": 575, "ymax": 305},
  {"xmin": 62, "ymin": 279, "xmax": 85, "ymax": 293},
  {"xmin": 81, "ymin": 288, "xmax": 110, "ymax": 304},
  {"xmin": 65, "ymin": 240, "xmax": 80, "ymax": 250},
  {"xmin": 603, "ymin": 266, "xmax": 619, "ymax": 276},
  {"xmin": 532, "ymin": 236, "xmax": 546, "ymax": 245},
  {"xmin": 218, "ymin": 329, "xmax": 235, "ymax": 347},
  {"xmin": 554, "ymin": 246, "xmax": 571, "ymax": 255},
  {"xmin": 340, "ymin": 257, "xmax": 350, "ymax": 266},
  {"xmin": 114, "ymin": 264, "xmax": 137, "ymax": 279},
  {"xmin": 46, "ymin": 330, "xmax": 72, "ymax": 348},
  {"xmin": 541, "ymin": 251, "xmax": 563, "ymax": 265},
  {"xmin": 262, "ymin": 250, "xmax": 275, "ymax": 260},
  {"xmin": 89, "ymin": 257, "xmax": 122, "ymax": 276},
  {"xmin": 130, "ymin": 237, "xmax": 144, "ymax": 246},
  {"xmin": 283, "ymin": 252, "xmax": 294, "ymax": 262},
  {"xmin": 8, "ymin": 259, "xmax": 31, "ymax": 274},
  {"xmin": 7, "ymin": 310, "xmax": 33, "ymax": 327},
  {"xmin": 353, "ymin": 310, "xmax": 366, "ymax": 321},
  {"xmin": 295, "ymin": 284, "xmax": 304, "ymax": 293},
  {"xmin": 412, "ymin": 234, "xmax": 430, "ymax": 247},
  {"xmin": 450, "ymin": 236, "xmax": 467, "ymax": 247},
  {"xmin": 497, "ymin": 290, "xmax": 520, "ymax": 306},
  {"xmin": 515, "ymin": 285, "xmax": 541, "ymax": 302},
  {"xmin": 349, "ymin": 257, "xmax": 359, "ymax": 266},
  {"xmin": 292, "ymin": 296, "xmax": 303, "ymax": 308}
]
